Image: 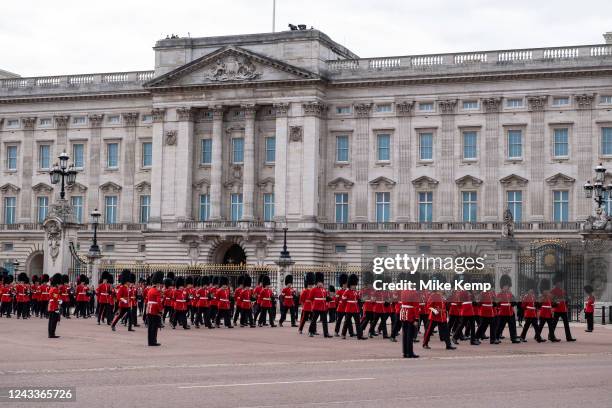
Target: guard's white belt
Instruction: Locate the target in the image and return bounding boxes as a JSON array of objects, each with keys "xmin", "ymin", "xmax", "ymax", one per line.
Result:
[
  {"xmin": 262, "ymin": 298, "xmax": 271, "ymax": 301},
  {"xmin": 314, "ymin": 298, "xmax": 326, "ymax": 300},
  {"xmin": 147, "ymin": 301, "xmax": 158, "ymax": 304},
  {"xmin": 376, "ymin": 301, "xmax": 385, "ymax": 303},
  {"xmin": 482, "ymin": 304, "xmax": 493, "ymax": 307},
  {"xmin": 346, "ymin": 300, "xmax": 358, "ymax": 303},
  {"xmin": 526, "ymin": 306, "xmax": 536, "ymax": 310},
  {"xmin": 500, "ymin": 303, "xmax": 511, "ymax": 306},
  {"xmin": 176, "ymin": 300, "xmax": 187, "ymax": 302},
  {"xmin": 462, "ymin": 302, "xmax": 472, "ymax": 305},
  {"xmin": 419, "ymin": 303, "xmax": 425, "ymax": 305},
  {"xmin": 542, "ymin": 305, "xmax": 552, "ymax": 308},
  {"xmin": 219, "ymin": 299, "xmax": 230, "ymax": 302},
  {"xmin": 401, "ymin": 305, "xmax": 415, "ymax": 308}
]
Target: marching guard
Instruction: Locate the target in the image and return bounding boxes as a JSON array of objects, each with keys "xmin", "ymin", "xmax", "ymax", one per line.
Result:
[
  {"xmin": 422, "ymin": 276, "xmax": 455, "ymax": 350},
  {"xmin": 146, "ymin": 271, "xmax": 165, "ymax": 346},
  {"xmin": 550, "ymin": 275, "xmax": 576, "ymax": 342},
  {"xmin": 47, "ymin": 273, "xmax": 63, "ymax": 338},
  {"xmin": 279, "ymin": 274, "xmax": 297, "ymax": 327},
  {"xmin": 111, "ymin": 270, "xmax": 134, "ymax": 332},
  {"xmin": 584, "ymin": 285, "xmax": 595, "ymax": 332},
  {"xmin": 308, "ymin": 272, "xmax": 332, "ymax": 338}
]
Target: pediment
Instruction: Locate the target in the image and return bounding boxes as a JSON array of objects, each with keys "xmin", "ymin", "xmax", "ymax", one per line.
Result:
[
  {"xmin": 328, "ymin": 177, "xmax": 354, "ymax": 190},
  {"xmin": 99, "ymin": 181, "xmax": 122, "ymax": 193},
  {"xmin": 411, "ymin": 176, "xmax": 439, "ymax": 189},
  {"xmin": 32, "ymin": 183, "xmax": 53, "ymax": 193},
  {"xmin": 545, "ymin": 173, "xmax": 575, "ymax": 186},
  {"xmin": 499, "ymin": 174, "xmax": 528, "ymax": 187},
  {"xmin": 135, "ymin": 181, "xmax": 151, "ymax": 192},
  {"xmin": 369, "ymin": 176, "xmax": 396, "ymax": 189},
  {"xmin": 145, "ymin": 46, "xmax": 320, "ymax": 88},
  {"xmin": 455, "ymin": 175, "xmax": 483, "ymax": 188},
  {"xmin": 192, "ymin": 178, "xmax": 210, "ymax": 190},
  {"xmin": 0, "ymin": 183, "xmax": 20, "ymax": 193},
  {"xmin": 65, "ymin": 182, "xmax": 88, "ymax": 193}
]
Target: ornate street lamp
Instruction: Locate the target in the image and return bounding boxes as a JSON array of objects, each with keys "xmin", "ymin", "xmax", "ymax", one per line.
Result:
[
  {"xmin": 583, "ymin": 163, "xmax": 612, "ymax": 209},
  {"xmin": 278, "ymin": 227, "xmax": 293, "ymax": 264},
  {"xmin": 88, "ymin": 208, "xmax": 101, "ymax": 257},
  {"xmin": 49, "ymin": 151, "xmax": 77, "ymax": 200},
  {"xmin": 12, "ymin": 260, "xmax": 19, "ymax": 275}
]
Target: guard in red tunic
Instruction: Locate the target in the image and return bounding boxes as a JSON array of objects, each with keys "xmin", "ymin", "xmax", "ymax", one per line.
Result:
[
  {"xmin": 196, "ymin": 276, "xmax": 211, "ymax": 328},
  {"xmin": 327, "ymin": 285, "xmax": 337, "ymax": 323},
  {"xmin": 536, "ymin": 279, "xmax": 559, "ymax": 342},
  {"xmin": 47, "ymin": 273, "xmax": 63, "ymax": 338},
  {"xmin": 359, "ymin": 273, "xmax": 377, "ymax": 337},
  {"xmin": 422, "ymin": 275, "xmax": 455, "ymax": 350},
  {"xmin": 39, "ymin": 274, "xmax": 50, "ymax": 319},
  {"xmin": 75, "ymin": 274, "xmax": 90, "ymax": 318},
  {"xmin": 496, "ymin": 274, "xmax": 521, "ymax": 343},
  {"xmin": 146, "ymin": 271, "xmax": 164, "ymax": 346},
  {"xmin": 1, "ymin": 274, "xmax": 14, "ymax": 317},
  {"xmin": 215, "ymin": 276, "xmax": 233, "ymax": 328},
  {"xmin": 399, "ymin": 281, "xmax": 419, "ymax": 358},
  {"xmin": 128, "ymin": 272, "xmax": 140, "ymax": 327},
  {"xmin": 30, "ymin": 275, "xmax": 40, "ymax": 317},
  {"xmin": 333, "ymin": 273, "xmax": 349, "ymax": 336},
  {"xmin": 252, "ymin": 275, "xmax": 264, "ymax": 323},
  {"xmin": 550, "ymin": 274, "xmax": 576, "ymax": 342},
  {"xmin": 59, "ymin": 275, "xmax": 71, "ymax": 318},
  {"xmin": 308, "ymin": 272, "xmax": 332, "ymax": 338},
  {"xmin": 475, "ymin": 276, "xmax": 499, "ymax": 344},
  {"xmin": 452, "ymin": 275, "xmax": 480, "ymax": 345},
  {"xmin": 298, "ymin": 272, "xmax": 315, "ymax": 334},
  {"xmin": 96, "ymin": 272, "xmax": 113, "ymax": 325},
  {"xmin": 448, "ymin": 287, "xmax": 462, "ymax": 338},
  {"xmin": 341, "ymin": 274, "xmax": 366, "ymax": 340},
  {"xmin": 111, "ymin": 270, "xmax": 133, "ymax": 331},
  {"xmin": 519, "ymin": 282, "xmax": 545, "ymax": 342},
  {"xmin": 279, "ymin": 274, "xmax": 297, "ymax": 327},
  {"xmin": 15, "ymin": 273, "xmax": 30, "ymax": 319},
  {"xmin": 257, "ymin": 275, "xmax": 275, "ymax": 327},
  {"xmin": 584, "ymin": 285, "xmax": 595, "ymax": 332},
  {"xmin": 232, "ymin": 275, "xmax": 244, "ymax": 326},
  {"xmin": 172, "ymin": 276, "xmax": 190, "ymax": 329},
  {"xmin": 240, "ymin": 274, "xmax": 255, "ymax": 327},
  {"xmin": 208, "ymin": 276, "xmax": 220, "ymax": 327}
]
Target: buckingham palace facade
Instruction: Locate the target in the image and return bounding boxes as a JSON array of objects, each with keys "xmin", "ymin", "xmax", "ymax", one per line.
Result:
[{"xmin": 1, "ymin": 29, "xmax": 612, "ymax": 297}]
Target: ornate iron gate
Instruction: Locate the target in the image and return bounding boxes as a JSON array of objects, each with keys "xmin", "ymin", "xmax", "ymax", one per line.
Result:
[{"xmin": 518, "ymin": 239, "xmax": 584, "ymax": 320}]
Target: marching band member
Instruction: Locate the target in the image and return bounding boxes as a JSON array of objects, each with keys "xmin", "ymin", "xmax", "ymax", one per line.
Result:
[
  {"xmin": 232, "ymin": 275, "xmax": 244, "ymax": 326},
  {"xmin": 475, "ymin": 276, "xmax": 499, "ymax": 344},
  {"xmin": 195, "ymin": 276, "xmax": 211, "ymax": 328},
  {"xmin": 47, "ymin": 273, "xmax": 63, "ymax": 338},
  {"xmin": 584, "ymin": 285, "xmax": 595, "ymax": 332},
  {"xmin": 399, "ymin": 278, "xmax": 419, "ymax": 358},
  {"xmin": 422, "ymin": 276, "xmax": 455, "ymax": 350},
  {"xmin": 96, "ymin": 272, "xmax": 112, "ymax": 325},
  {"xmin": 240, "ymin": 274, "xmax": 256, "ymax": 327},
  {"xmin": 279, "ymin": 274, "xmax": 297, "ymax": 327},
  {"xmin": 15, "ymin": 273, "xmax": 30, "ymax": 319},
  {"xmin": 550, "ymin": 274, "xmax": 576, "ymax": 342},
  {"xmin": 75, "ymin": 274, "xmax": 90, "ymax": 318},
  {"xmin": 452, "ymin": 275, "xmax": 480, "ymax": 346},
  {"xmin": 215, "ymin": 276, "xmax": 233, "ymax": 328},
  {"xmin": 308, "ymin": 272, "xmax": 332, "ymax": 338},
  {"xmin": 162, "ymin": 274, "xmax": 175, "ymax": 324},
  {"xmin": 172, "ymin": 276, "xmax": 190, "ymax": 330}
]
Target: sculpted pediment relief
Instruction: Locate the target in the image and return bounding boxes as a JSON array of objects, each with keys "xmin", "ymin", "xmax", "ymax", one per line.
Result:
[
  {"xmin": 145, "ymin": 46, "xmax": 320, "ymax": 88},
  {"xmin": 99, "ymin": 181, "xmax": 122, "ymax": 193},
  {"xmin": 369, "ymin": 176, "xmax": 396, "ymax": 189},
  {"xmin": 0, "ymin": 183, "xmax": 20, "ymax": 194},
  {"xmin": 411, "ymin": 176, "xmax": 439, "ymax": 189},
  {"xmin": 499, "ymin": 174, "xmax": 528, "ymax": 187},
  {"xmin": 65, "ymin": 182, "xmax": 88, "ymax": 193},
  {"xmin": 32, "ymin": 183, "xmax": 54, "ymax": 193},
  {"xmin": 455, "ymin": 175, "xmax": 483, "ymax": 188},
  {"xmin": 328, "ymin": 177, "xmax": 354, "ymax": 190},
  {"xmin": 135, "ymin": 181, "xmax": 151, "ymax": 193},
  {"xmin": 545, "ymin": 173, "xmax": 575, "ymax": 186}
]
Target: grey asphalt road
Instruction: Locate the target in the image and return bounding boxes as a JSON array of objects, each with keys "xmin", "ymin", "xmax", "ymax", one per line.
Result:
[{"xmin": 1, "ymin": 317, "xmax": 611, "ymax": 408}]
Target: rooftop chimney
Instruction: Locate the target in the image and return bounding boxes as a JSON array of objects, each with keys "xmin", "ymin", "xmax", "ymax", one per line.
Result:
[{"xmin": 604, "ymin": 32, "xmax": 612, "ymax": 44}]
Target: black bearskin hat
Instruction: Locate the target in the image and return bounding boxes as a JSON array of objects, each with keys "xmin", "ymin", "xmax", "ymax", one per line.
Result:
[
  {"xmin": 305, "ymin": 272, "xmax": 315, "ymax": 287},
  {"xmin": 500, "ymin": 274, "xmax": 512, "ymax": 289},
  {"xmin": 243, "ymin": 274, "xmax": 252, "ymax": 287},
  {"xmin": 362, "ymin": 271, "xmax": 374, "ymax": 285},
  {"xmin": 78, "ymin": 274, "xmax": 87, "ymax": 284},
  {"xmin": 525, "ymin": 278, "xmax": 537, "ymax": 292},
  {"xmin": 261, "ymin": 275, "xmax": 271, "ymax": 287},
  {"xmin": 201, "ymin": 275, "xmax": 210, "ymax": 286},
  {"xmin": 348, "ymin": 273, "xmax": 359, "ymax": 287},
  {"xmin": 584, "ymin": 285, "xmax": 594, "ymax": 295},
  {"xmin": 50, "ymin": 273, "xmax": 63, "ymax": 286},
  {"xmin": 101, "ymin": 271, "xmax": 111, "ymax": 283},
  {"xmin": 119, "ymin": 269, "xmax": 131, "ymax": 285},
  {"xmin": 82, "ymin": 276, "xmax": 89, "ymax": 285},
  {"xmin": 145, "ymin": 275, "xmax": 151, "ymax": 286},
  {"xmin": 151, "ymin": 271, "xmax": 165, "ymax": 285},
  {"xmin": 539, "ymin": 278, "xmax": 551, "ymax": 292},
  {"xmin": 41, "ymin": 274, "xmax": 49, "ymax": 283},
  {"xmin": 553, "ymin": 273, "xmax": 563, "ymax": 285},
  {"xmin": 258, "ymin": 274, "xmax": 264, "ymax": 284},
  {"xmin": 129, "ymin": 273, "xmax": 136, "ymax": 284},
  {"xmin": 194, "ymin": 276, "xmax": 201, "ymax": 287},
  {"xmin": 285, "ymin": 274, "xmax": 293, "ymax": 285},
  {"xmin": 212, "ymin": 276, "xmax": 220, "ymax": 286},
  {"xmin": 164, "ymin": 278, "xmax": 173, "ymax": 288},
  {"xmin": 175, "ymin": 276, "xmax": 185, "ymax": 288},
  {"xmin": 31, "ymin": 275, "xmax": 39, "ymax": 284},
  {"xmin": 328, "ymin": 285, "xmax": 336, "ymax": 293},
  {"xmin": 338, "ymin": 273, "xmax": 348, "ymax": 286},
  {"xmin": 220, "ymin": 276, "xmax": 229, "ymax": 287},
  {"xmin": 315, "ymin": 272, "xmax": 325, "ymax": 284},
  {"xmin": 166, "ymin": 272, "xmax": 175, "ymax": 281},
  {"xmin": 107, "ymin": 272, "xmax": 114, "ymax": 285},
  {"xmin": 62, "ymin": 274, "xmax": 70, "ymax": 284},
  {"xmin": 4, "ymin": 274, "xmax": 13, "ymax": 284},
  {"xmin": 18, "ymin": 272, "xmax": 28, "ymax": 283},
  {"xmin": 139, "ymin": 277, "xmax": 145, "ymax": 284},
  {"xmin": 186, "ymin": 276, "xmax": 194, "ymax": 287},
  {"xmin": 236, "ymin": 275, "xmax": 244, "ymax": 286}
]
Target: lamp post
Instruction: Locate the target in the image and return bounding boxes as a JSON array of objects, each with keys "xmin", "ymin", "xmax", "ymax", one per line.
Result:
[
  {"xmin": 49, "ymin": 151, "xmax": 77, "ymax": 200},
  {"xmin": 275, "ymin": 227, "xmax": 294, "ymax": 295},
  {"xmin": 583, "ymin": 163, "xmax": 612, "ymax": 209},
  {"xmin": 88, "ymin": 209, "xmax": 101, "ymax": 257},
  {"xmin": 12, "ymin": 260, "xmax": 19, "ymax": 276}
]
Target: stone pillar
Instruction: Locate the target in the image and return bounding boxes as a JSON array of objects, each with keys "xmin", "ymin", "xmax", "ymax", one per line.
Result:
[
  {"xmin": 575, "ymin": 94, "xmax": 595, "ymax": 220},
  {"xmin": 149, "ymin": 108, "xmax": 165, "ymax": 228},
  {"xmin": 353, "ymin": 103, "xmax": 372, "ymax": 221},
  {"xmin": 438, "ymin": 100, "xmax": 457, "ymax": 222},
  {"xmin": 495, "ymin": 239, "xmax": 520, "ymax": 292},
  {"xmin": 527, "ymin": 96, "xmax": 547, "ymax": 221},
  {"xmin": 42, "ymin": 201, "xmax": 79, "ymax": 276},
  {"xmin": 54, "ymin": 115, "xmax": 70, "ymax": 158},
  {"xmin": 396, "ymin": 101, "xmax": 413, "ymax": 221},
  {"xmin": 121, "ymin": 112, "xmax": 138, "ymax": 223},
  {"xmin": 482, "ymin": 98, "xmax": 502, "ymax": 221},
  {"xmin": 210, "ymin": 105, "xmax": 225, "ymax": 220},
  {"xmin": 175, "ymin": 107, "xmax": 195, "ymax": 221},
  {"xmin": 242, "ymin": 104, "xmax": 257, "ymax": 221},
  {"xmin": 18, "ymin": 117, "xmax": 36, "ymax": 222},
  {"xmin": 301, "ymin": 102, "xmax": 326, "ymax": 222},
  {"xmin": 273, "ymin": 103, "xmax": 289, "ymax": 222}
]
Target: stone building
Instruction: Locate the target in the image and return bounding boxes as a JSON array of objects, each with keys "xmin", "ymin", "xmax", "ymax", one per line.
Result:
[{"xmin": 0, "ymin": 29, "xmax": 611, "ymax": 305}]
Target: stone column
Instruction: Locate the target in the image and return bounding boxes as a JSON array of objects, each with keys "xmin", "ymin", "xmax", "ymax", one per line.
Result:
[
  {"xmin": 242, "ymin": 104, "xmax": 257, "ymax": 221},
  {"xmin": 149, "ymin": 108, "xmax": 165, "ymax": 228},
  {"xmin": 396, "ymin": 101, "xmax": 413, "ymax": 221},
  {"xmin": 273, "ymin": 103, "xmax": 289, "ymax": 222},
  {"xmin": 121, "ymin": 112, "xmax": 138, "ymax": 223},
  {"xmin": 18, "ymin": 117, "xmax": 36, "ymax": 222},
  {"xmin": 353, "ymin": 103, "xmax": 372, "ymax": 222},
  {"xmin": 527, "ymin": 96, "xmax": 547, "ymax": 221},
  {"xmin": 438, "ymin": 100, "xmax": 457, "ymax": 222},
  {"xmin": 575, "ymin": 94, "xmax": 595, "ymax": 220},
  {"xmin": 482, "ymin": 98, "xmax": 502, "ymax": 221},
  {"xmin": 301, "ymin": 102, "xmax": 326, "ymax": 222},
  {"xmin": 86, "ymin": 114, "xmax": 103, "ymax": 218},
  {"xmin": 175, "ymin": 107, "xmax": 195, "ymax": 221},
  {"xmin": 54, "ymin": 115, "xmax": 70, "ymax": 157},
  {"xmin": 210, "ymin": 105, "xmax": 225, "ymax": 220}
]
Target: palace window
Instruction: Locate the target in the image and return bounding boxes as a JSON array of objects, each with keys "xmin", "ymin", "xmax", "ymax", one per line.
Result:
[
  {"xmin": 336, "ymin": 106, "xmax": 351, "ymax": 114},
  {"xmin": 419, "ymin": 102, "xmax": 434, "ymax": 112},
  {"xmin": 6, "ymin": 119, "xmax": 19, "ymax": 129},
  {"xmin": 507, "ymin": 129, "xmax": 523, "ymax": 159},
  {"xmin": 602, "ymin": 127, "xmax": 612, "ymax": 156},
  {"xmin": 506, "ymin": 191, "xmax": 522, "ymax": 222},
  {"xmin": 419, "ymin": 133, "xmax": 433, "ymax": 160},
  {"xmin": 462, "ymin": 131, "xmax": 477, "ymax": 160},
  {"xmin": 418, "ymin": 192, "xmax": 433, "ymax": 222},
  {"xmin": 107, "ymin": 143, "xmax": 119, "ymax": 168},
  {"xmin": 104, "ymin": 196, "xmax": 118, "ymax": 224},
  {"xmin": 39, "ymin": 118, "xmax": 52, "ymax": 127},
  {"xmin": 72, "ymin": 144, "xmax": 84, "ymax": 168},
  {"xmin": 335, "ymin": 193, "xmax": 349, "ymax": 223},
  {"xmin": 38, "ymin": 144, "xmax": 51, "ymax": 169},
  {"xmin": 462, "ymin": 191, "xmax": 477, "ymax": 222},
  {"xmin": 375, "ymin": 192, "xmax": 391, "ymax": 223},
  {"xmin": 552, "ymin": 97, "xmax": 570, "ymax": 106},
  {"xmin": 230, "ymin": 193, "xmax": 243, "ymax": 221},
  {"xmin": 71, "ymin": 196, "xmax": 83, "ymax": 223},
  {"xmin": 553, "ymin": 190, "xmax": 569, "ymax": 222},
  {"xmin": 4, "ymin": 197, "xmax": 16, "ymax": 224},
  {"xmin": 72, "ymin": 116, "xmax": 86, "ymax": 125},
  {"xmin": 199, "ymin": 194, "xmax": 210, "ymax": 221},
  {"xmin": 375, "ymin": 104, "xmax": 392, "ymax": 113},
  {"xmin": 601, "ymin": 95, "xmax": 612, "ymax": 104},
  {"xmin": 139, "ymin": 195, "xmax": 150, "ymax": 223},
  {"xmin": 108, "ymin": 115, "xmax": 121, "ymax": 124},
  {"xmin": 6, "ymin": 146, "xmax": 18, "ymax": 170},
  {"xmin": 263, "ymin": 193, "xmax": 274, "ymax": 221},
  {"xmin": 334, "ymin": 244, "xmax": 347, "ymax": 253},
  {"xmin": 553, "ymin": 128, "xmax": 569, "ymax": 158},
  {"xmin": 506, "ymin": 98, "xmax": 523, "ymax": 108},
  {"xmin": 37, "ymin": 196, "xmax": 48, "ymax": 223},
  {"xmin": 201, "ymin": 139, "xmax": 212, "ymax": 164},
  {"xmin": 142, "ymin": 142, "xmax": 152, "ymax": 167},
  {"xmin": 604, "ymin": 191, "xmax": 612, "ymax": 216},
  {"xmin": 141, "ymin": 114, "xmax": 153, "ymax": 123},
  {"xmin": 336, "ymin": 135, "xmax": 349, "ymax": 162},
  {"xmin": 462, "ymin": 100, "xmax": 479, "ymax": 110},
  {"xmin": 232, "ymin": 138, "xmax": 244, "ymax": 164},
  {"xmin": 377, "ymin": 134, "xmax": 390, "ymax": 161},
  {"xmin": 265, "ymin": 137, "xmax": 276, "ymax": 163}
]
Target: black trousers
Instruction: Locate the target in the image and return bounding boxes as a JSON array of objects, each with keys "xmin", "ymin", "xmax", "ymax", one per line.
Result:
[
  {"xmin": 16, "ymin": 302, "xmax": 28, "ymax": 318},
  {"xmin": 174, "ymin": 310, "xmax": 189, "ymax": 328},
  {"xmin": 279, "ymin": 304, "xmax": 296, "ymax": 326},
  {"xmin": 342, "ymin": 312, "xmax": 363, "ymax": 337},
  {"xmin": 257, "ymin": 306, "xmax": 274, "ymax": 326},
  {"xmin": 39, "ymin": 301, "xmax": 48, "ymax": 318},
  {"xmin": 402, "ymin": 321, "xmax": 417, "ymax": 356},
  {"xmin": 453, "ymin": 315, "xmax": 476, "ymax": 342},
  {"xmin": 552, "ymin": 312, "xmax": 574, "ymax": 340},
  {"xmin": 1, "ymin": 301, "xmax": 12, "ymax": 317},
  {"xmin": 359, "ymin": 311, "xmax": 375, "ymax": 334},
  {"xmin": 475, "ymin": 316, "xmax": 497, "ymax": 343},
  {"xmin": 240, "ymin": 307, "xmax": 254, "ymax": 327},
  {"xmin": 496, "ymin": 315, "xmax": 518, "ymax": 340},
  {"xmin": 335, "ymin": 311, "xmax": 353, "ymax": 335},
  {"xmin": 328, "ymin": 308, "xmax": 336, "ymax": 323},
  {"xmin": 298, "ymin": 310, "xmax": 312, "ymax": 332},
  {"xmin": 520, "ymin": 317, "xmax": 543, "ymax": 340},
  {"xmin": 216, "ymin": 309, "xmax": 232, "ymax": 328},
  {"xmin": 371, "ymin": 312, "xmax": 389, "ymax": 337},
  {"xmin": 48, "ymin": 312, "xmax": 60, "ymax": 337},
  {"xmin": 111, "ymin": 308, "xmax": 131, "ymax": 329},
  {"xmin": 537, "ymin": 317, "xmax": 557, "ymax": 339},
  {"xmin": 417, "ymin": 314, "xmax": 429, "ymax": 334},
  {"xmin": 448, "ymin": 315, "xmax": 460, "ymax": 335},
  {"xmin": 309, "ymin": 310, "xmax": 329, "ymax": 336},
  {"xmin": 148, "ymin": 315, "xmax": 161, "ymax": 345},
  {"xmin": 423, "ymin": 320, "xmax": 451, "ymax": 347},
  {"xmin": 585, "ymin": 312, "xmax": 594, "ymax": 331},
  {"xmin": 232, "ymin": 305, "xmax": 241, "ymax": 324}
]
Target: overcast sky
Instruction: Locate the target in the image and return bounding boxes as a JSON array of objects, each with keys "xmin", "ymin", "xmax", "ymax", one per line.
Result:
[{"xmin": 1, "ymin": 0, "xmax": 610, "ymax": 77}]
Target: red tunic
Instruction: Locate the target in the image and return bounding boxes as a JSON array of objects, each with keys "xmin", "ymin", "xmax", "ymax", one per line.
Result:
[
  {"xmin": 196, "ymin": 287, "xmax": 208, "ymax": 308},
  {"xmin": 76, "ymin": 284, "xmax": 88, "ymax": 302},
  {"xmin": 40, "ymin": 284, "xmax": 50, "ymax": 301},
  {"xmin": 240, "ymin": 288, "xmax": 252, "ymax": 310},
  {"xmin": 234, "ymin": 287, "xmax": 243, "ymax": 308},
  {"xmin": 48, "ymin": 287, "xmax": 60, "ymax": 313},
  {"xmin": 336, "ymin": 288, "xmax": 347, "ymax": 313},
  {"xmin": 418, "ymin": 290, "xmax": 430, "ymax": 315},
  {"xmin": 116, "ymin": 285, "xmax": 130, "ymax": 309},
  {"xmin": 459, "ymin": 290, "xmax": 475, "ymax": 317},
  {"xmin": 146, "ymin": 287, "xmax": 162, "ymax": 316},
  {"xmin": 585, "ymin": 295, "xmax": 595, "ymax": 314},
  {"xmin": 343, "ymin": 289, "xmax": 360, "ymax": 313},
  {"xmin": 97, "ymin": 283, "xmax": 111, "ymax": 304},
  {"xmin": 281, "ymin": 287, "xmax": 295, "ymax": 307},
  {"xmin": 216, "ymin": 288, "xmax": 231, "ymax": 310},
  {"xmin": 426, "ymin": 293, "xmax": 447, "ymax": 322},
  {"xmin": 539, "ymin": 295, "xmax": 553, "ymax": 319},
  {"xmin": 448, "ymin": 291, "xmax": 461, "ymax": 316},
  {"xmin": 550, "ymin": 287, "xmax": 568, "ymax": 313},
  {"xmin": 163, "ymin": 288, "xmax": 175, "ymax": 308},
  {"xmin": 15, "ymin": 283, "xmax": 29, "ymax": 303},
  {"xmin": 258, "ymin": 288, "xmax": 273, "ymax": 308},
  {"xmin": 478, "ymin": 290, "xmax": 496, "ymax": 318},
  {"xmin": 253, "ymin": 286, "xmax": 263, "ymax": 306},
  {"xmin": 521, "ymin": 293, "xmax": 538, "ymax": 319},
  {"xmin": 173, "ymin": 288, "xmax": 189, "ymax": 311},
  {"xmin": 300, "ymin": 288, "xmax": 312, "ymax": 312},
  {"xmin": 497, "ymin": 291, "xmax": 514, "ymax": 316},
  {"xmin": 309, "ymin": 286, "xmax": 328, "ymax": 312},
  {"xmin": 399, "ymin": 290, "xmax": 419, "ymax": 322},
  {"xmin": 59, "ymin": 284, "xmax": 70, "ymax": 303}
]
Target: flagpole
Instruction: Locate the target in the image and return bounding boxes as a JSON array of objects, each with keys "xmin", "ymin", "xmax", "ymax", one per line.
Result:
[{"xmin": 272, "ymin": 0, "xmax": 276, "ymax": 32}]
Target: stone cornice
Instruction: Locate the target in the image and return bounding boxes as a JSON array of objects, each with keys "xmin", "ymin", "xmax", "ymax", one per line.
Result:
[
  {"xmin": 241, "ymin": 104, "xmax": 257, "ymax": 119},
  {"xmin": 151, "ymin": 108, "xmax": 166, "ymax": 122},
  {"xmin": 273, "ymin": 102, "xmax": 290, "ymax": 117},
  {"xmin": 438, "ymin": 99, "xmax": 457, "ymax": 114}
]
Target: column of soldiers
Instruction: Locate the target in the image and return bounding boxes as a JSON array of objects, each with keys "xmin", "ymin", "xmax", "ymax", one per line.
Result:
[{"xmin": 1, "ymin": 269, "xmax": 594, "ymax": 352}]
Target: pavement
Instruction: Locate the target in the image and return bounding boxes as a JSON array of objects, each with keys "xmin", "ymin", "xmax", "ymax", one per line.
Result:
[{"xmin": 0, "ymin": 316, "xmax": 611, "ymax": 408}]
